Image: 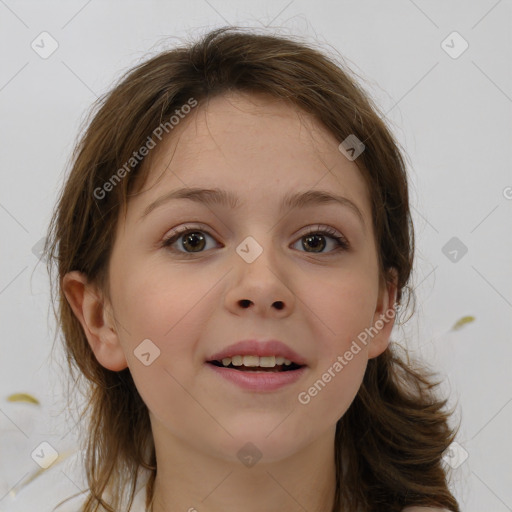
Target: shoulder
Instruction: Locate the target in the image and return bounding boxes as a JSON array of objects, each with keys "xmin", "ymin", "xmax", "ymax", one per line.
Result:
[
  {"xmin": 46, "ymin": 485, "xmax": 147, "ymax": 512},
  {"xmin": 49, "ymin": 482, "xmax": 147, "ymax": 512},
  {"xmin": 1, "ymin": 447, "xmax": 148, "ymax": 512}
]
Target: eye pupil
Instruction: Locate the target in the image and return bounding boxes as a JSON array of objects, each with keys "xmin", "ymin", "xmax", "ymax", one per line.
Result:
[
  {"xmin": 303, "ymin": 234, "xmax": 326, "ymax": 253},
  {"xmin": 182, "ymin": 232, "xmax": 205, "ymax": 252},
  {"xmin": 166, "ymin": 228, "xmax": 344, "ymax": 256}
]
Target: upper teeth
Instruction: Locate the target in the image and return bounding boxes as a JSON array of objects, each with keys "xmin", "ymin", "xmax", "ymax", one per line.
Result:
[{"xmin": 221, "ymin": 355, "xmax": 292, "ymax": 367}]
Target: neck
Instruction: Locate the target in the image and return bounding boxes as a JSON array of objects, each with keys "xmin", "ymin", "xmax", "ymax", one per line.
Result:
[{"xmin": 149, "ymin": 425, "xmax": 337, "ymax": 512}]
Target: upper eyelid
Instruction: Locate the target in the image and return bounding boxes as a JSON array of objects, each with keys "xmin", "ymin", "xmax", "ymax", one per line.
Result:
[
  {"xmin": 163, "ymin": 224, "xmax": 349, "ymax": 250},
  {"xmin": 164, "ymin": 224, "xmax": 346, "ymax": 240}
]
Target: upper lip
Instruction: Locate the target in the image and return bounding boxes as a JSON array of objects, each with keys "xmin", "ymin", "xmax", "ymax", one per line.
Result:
[{"xmin": 207, "ymin": 339, "xmax": 308, "ymax": 366}]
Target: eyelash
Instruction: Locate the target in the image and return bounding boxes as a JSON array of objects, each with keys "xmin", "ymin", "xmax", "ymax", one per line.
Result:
[{"xmin": 160, "ymin": 224, "xmax": 350, "ymax": 256}]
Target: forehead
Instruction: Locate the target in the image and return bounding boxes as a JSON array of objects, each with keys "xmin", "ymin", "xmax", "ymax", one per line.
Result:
[
  {"xmin": 152, "ymin": 92, "xmax": 343, "ymax": 170},
  {"xmin": 128, "ymin": 91, "xmax": 371, "ymax": 223}
]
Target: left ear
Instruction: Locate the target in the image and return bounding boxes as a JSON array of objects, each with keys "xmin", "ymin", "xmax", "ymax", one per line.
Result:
[{"xmin": 368, "ymin": 267, "xmax": 398, "ymax": 359}]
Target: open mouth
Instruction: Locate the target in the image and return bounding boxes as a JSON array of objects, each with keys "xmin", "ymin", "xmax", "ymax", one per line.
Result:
[{"xmin": 207, "ymin": 360, "xmax": 304, "ymax": 373}]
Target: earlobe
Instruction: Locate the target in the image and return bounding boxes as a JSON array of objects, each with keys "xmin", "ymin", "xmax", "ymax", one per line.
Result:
[
  {"xmin": 61, "ymin": 271, "xmax": 128, "ymax": 372},
  {"xmin": 368, "ymin": 268, "xmax": 399, "ymax": 359}
]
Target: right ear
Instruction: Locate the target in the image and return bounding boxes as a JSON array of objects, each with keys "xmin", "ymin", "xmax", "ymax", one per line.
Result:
[{"xmin": 61, "ymin": 271, "xmax": 128, "ymax": 372}]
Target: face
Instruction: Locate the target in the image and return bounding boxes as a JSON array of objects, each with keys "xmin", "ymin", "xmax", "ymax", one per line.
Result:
[{"xmin": 64, "ymin": 91, "xmax": 397, "ymax": 465}]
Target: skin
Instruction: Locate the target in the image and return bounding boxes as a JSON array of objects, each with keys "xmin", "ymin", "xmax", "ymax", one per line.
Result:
[{"xmin": 63, "ymin": 91, "xmax": 398, "ymax": 512}]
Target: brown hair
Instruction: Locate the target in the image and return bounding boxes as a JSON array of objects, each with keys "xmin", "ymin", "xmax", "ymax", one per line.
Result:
[{"xmin": 44, "ymin": 26, "xmax": 460, "ymax": 512}]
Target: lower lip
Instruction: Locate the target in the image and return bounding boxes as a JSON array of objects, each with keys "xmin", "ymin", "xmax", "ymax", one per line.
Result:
[{"xmin": 205, "ymin": 363, "xmax": 307, "ymax": 391}]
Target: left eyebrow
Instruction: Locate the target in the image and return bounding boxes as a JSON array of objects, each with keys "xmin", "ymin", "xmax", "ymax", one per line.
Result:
[{"xmin": 139, "ymin": 187, "xmax": 366, "ymax": 231}]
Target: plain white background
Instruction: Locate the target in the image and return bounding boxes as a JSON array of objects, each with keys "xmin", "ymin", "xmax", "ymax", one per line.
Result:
[{"xmin": 0, "ymin": 1, "xmax": 511, "ymax": 510}]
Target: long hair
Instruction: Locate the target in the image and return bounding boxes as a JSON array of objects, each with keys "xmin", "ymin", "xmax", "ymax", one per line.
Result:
[{"xmin": 44, "ymin": 26, "xmax": 460, "ymax": 511}]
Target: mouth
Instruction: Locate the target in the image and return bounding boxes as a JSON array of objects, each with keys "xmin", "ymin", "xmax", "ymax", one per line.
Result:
[
  {"xmin": 205, "ymin": 347, "xmax": 308, "ymax": 391},
  {"xmin": 206, "ymin": 356, "xmax": 305, "ymax": 373}
]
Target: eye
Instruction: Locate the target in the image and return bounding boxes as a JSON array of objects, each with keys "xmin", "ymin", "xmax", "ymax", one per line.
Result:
[
  {"xmin": 161, "ymin": 225, "xmax": 219, "ymax": 254},
  {"xmin": 292, "ymin": 225, "xmax": 349, "ymax": 254},
  {"xmin": 161, "ymin": 224, "xmax": 350, "ymax": 256}
]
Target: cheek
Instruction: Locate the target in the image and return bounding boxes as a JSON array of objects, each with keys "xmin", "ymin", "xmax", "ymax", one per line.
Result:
[
  {"xmin": 111, "ymin": 265, "xmax": 220, "ymax": 384},
  {"xmin": 294, "ymin": 269, "xmax": 375, "ymax": 413},
  {"xmin": 112, "ymin": 260, "xmax": 213, "ymax": 341},
  {"xmin": 299, "ymin": 268, "xmax": 377, "ymax": 343},
  {"xmin": 293, "ymin": 347, "xmax": 368, "ymax": 439},
  {"xmin": 116, "ymin": 283, "xmax": 209, "ymax": 427}
]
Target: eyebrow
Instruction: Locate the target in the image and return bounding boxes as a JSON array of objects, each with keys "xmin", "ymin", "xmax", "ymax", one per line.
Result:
[{"xmin": 139, "ymin": 187, "xmax": 366, "ymax": 230}]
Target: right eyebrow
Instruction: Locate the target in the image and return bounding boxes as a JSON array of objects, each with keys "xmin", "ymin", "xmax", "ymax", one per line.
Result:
[{"xmin": 139, "ymin": 186, "xmax": 366, "ymax": 232}]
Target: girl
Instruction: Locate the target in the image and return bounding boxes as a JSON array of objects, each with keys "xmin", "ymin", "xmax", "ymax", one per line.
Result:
[{"xmin": 43, "ymin": 26, "xmax": 460, "ymax": 512}]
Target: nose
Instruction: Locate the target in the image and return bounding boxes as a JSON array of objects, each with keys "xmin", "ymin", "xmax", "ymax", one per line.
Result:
[
  {"xmin": 239, "ymin": 298, "xmax": 285, "ymax": 310},
  {"xmin": 225, "ymin": 239, "xmax": 296, "ymax": 317}
]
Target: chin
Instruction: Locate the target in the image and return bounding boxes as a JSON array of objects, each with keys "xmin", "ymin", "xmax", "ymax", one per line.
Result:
[{"xmin": 208, "ymin": 423, "xmax": 307, "ymax": 466}]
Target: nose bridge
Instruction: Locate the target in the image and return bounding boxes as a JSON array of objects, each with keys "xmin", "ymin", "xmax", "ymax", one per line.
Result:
[
  {"xmin": 235, "ymin": 232, "xmax": 270, "ymax": 265},
  {"xmin": 233, "ymin": 215, "xmax": 285, "ymax": 269},
  {"xmin": 231, "ymin": 204, "xmax": 283, "ymax": 261},
  {"xmin": 226, "ymin": 228, "xmax": 295, "ymax": 314}
]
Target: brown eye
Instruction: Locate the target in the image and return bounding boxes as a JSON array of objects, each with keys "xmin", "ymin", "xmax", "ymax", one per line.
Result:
[
  {"xmin": 162, "ymin": 228, "xmax": 217, "ymax": 254},
  {"xmin": 161, "ymin": 224, "xmax": 349, "ymax": 257},
  {"xmin": 181, "ymin": 232, "xmax": 206, "ymax": 252},
  {"xmin": 301, "ymin": 233, "xmax": 327, "ymax": 253},
  {"xmin": 293, "ymin": 226, "xmax": 349, "ymax": 254}
]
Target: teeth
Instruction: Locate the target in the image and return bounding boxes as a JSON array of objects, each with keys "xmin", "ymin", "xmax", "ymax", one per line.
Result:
[
  {"xmin": 259, "ymin": 356, "xmax": 275, "ymax": 367},
  {"xmin": 243, "ymin": 355, "xmax": 260, "ymax": 367},
  {"xmin": 219, "ymin": 355, "xmax": 294, "ymax": 368}
]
